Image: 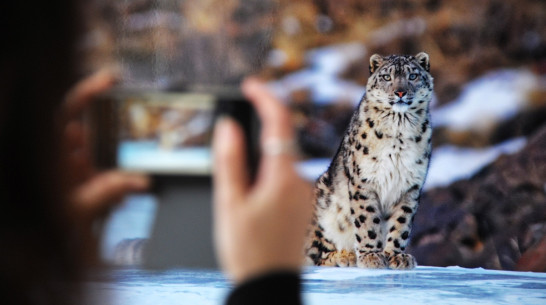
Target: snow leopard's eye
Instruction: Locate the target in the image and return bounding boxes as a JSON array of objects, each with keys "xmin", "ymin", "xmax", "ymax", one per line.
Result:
[
  {"xmin": 382, "ymin": 75, "xmax": 391, "ymax": 81},
  {"xmin": 408, "ymin": 73, "xmax": 418, "ymax": 80}
]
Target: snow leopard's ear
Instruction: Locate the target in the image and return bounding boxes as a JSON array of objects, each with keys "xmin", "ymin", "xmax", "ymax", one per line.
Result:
[
  {"xmin": 415, "ymin": 52, "xmax": 430, "ymax": 72},
  {"xmin": 369, "ymin": 54, "xmax": 383, "ymax": 74}
]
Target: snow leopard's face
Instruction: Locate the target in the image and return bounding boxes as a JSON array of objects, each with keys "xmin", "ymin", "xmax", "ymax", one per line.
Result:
[{"xmin": 366, "ymin": 53, "xmax": 433, "ymax": 113}]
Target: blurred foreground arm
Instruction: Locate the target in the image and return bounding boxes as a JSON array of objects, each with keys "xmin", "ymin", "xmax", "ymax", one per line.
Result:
[{"xmin": 213, "ymin": 78, "xmax": 313, "ymax": 304}]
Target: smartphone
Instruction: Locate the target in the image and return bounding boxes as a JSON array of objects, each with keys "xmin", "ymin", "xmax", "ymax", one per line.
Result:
[
  {"xmin": 90, "ymin": 87, "xmax": 260, "ymax": 178},
  {"xmin": 90, "ymin": 88, "xmax": 260, "ymax": 269}
]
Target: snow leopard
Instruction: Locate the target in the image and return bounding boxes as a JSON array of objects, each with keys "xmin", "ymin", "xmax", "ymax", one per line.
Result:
[{"xmin": 305, "ymin": 52, "xmax": 433, "ymax": 269}]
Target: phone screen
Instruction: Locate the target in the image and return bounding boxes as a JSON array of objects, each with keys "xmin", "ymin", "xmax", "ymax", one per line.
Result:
[
  {"xmin": 122, "ymin": 94, "xmax": 215, "ymax": 175},
  {"xmin": 91, "ymin": 88, "xmax": 259, "ymax": 178}
]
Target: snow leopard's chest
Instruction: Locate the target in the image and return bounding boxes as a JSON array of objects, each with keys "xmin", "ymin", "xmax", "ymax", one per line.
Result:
[{"xmin": 345, "ymin": 113, "xmax": 431, "ymax": 211}]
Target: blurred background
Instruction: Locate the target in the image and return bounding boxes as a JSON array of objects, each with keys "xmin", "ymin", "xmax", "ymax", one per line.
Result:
[{"xmin": 84, "ymin": 0, "xmax": 546, "ymax": 271}]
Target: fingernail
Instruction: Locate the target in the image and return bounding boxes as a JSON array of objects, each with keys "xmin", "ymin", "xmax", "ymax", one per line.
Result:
[
  {"xmin": 242, "ymin": 77, "xmax": 262, "ymax": 94},
  {"xmin": 213, "ymin": 116, "xmax": 240, "ymax": 153},
  {"xmin": 214, "ymin": 116, "xmax": 235, "ymax": 136},
  {"xmin": 95, "ymin": 66, "xmax": 121, "ymax": 85}
]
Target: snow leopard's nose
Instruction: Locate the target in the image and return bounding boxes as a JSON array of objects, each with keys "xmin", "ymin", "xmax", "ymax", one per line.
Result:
[{"xmin": 395, "ymin": 90, "xmax": 406, "ymax": 98}]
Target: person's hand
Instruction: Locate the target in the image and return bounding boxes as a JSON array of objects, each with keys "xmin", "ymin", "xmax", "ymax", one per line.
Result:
[
  {"xmin": 213, "ymin": 78, "xmax": 313, "ymax": 284},
  {"xmin": 62, "ymin": 69, "xmax": 149, "ymax": 263}
]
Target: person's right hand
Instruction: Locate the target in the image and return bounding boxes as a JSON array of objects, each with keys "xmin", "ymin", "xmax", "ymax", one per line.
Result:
[{"xmin": 213, "ymin": 78, "xmax": 313, "ymax": 284}]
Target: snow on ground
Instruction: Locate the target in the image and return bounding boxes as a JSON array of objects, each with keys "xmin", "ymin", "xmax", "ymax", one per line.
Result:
[
  {"xmin": 296, "ymin": 158, "xmax": 331, "ymax": 182},
  {"xmin": 84, "ymin": 266, "xmax": 546, "ymax": 305},
  {"xmin": 100, "ymin": 195, "xmax": 158, "ymax": 263},
  {"xmin": 268, "ymin": 42, "xmax": 367, "ymax": 105},
  {"xmin": 431, "ymin": 69, "xmax": 541, "ymax": 131},
  {"xmin": 423, "ymin": 137, "xmax": 527, "ymax": 190}
]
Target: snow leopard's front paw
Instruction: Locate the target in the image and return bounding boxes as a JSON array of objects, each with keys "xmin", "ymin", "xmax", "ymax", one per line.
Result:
[
  {"xmin": 388, "ymin": 253, "xmax": 416, "ymax": 270},
  {"xmin": 323, "ymin": 250, "xmax": 356, "ymax": 267},
  {"xmin": 357, "ymin": 252, "xmax": 388, "ymax": 269}
]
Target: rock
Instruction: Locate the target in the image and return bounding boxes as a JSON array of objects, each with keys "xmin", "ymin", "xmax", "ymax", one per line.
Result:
[
  {"xmin": 516, "ymin": 235, "xmax": 546, "ymax": 272},
  {"xmin": 93, "ymin": 0, "xmax": 276, "ymax": 87},
  {"xmin": 294, "ymin": 102, "xmax": 354, "ymax": 158},
  {"xmin": 409, "ymin": 124, "xmax": 546, "ymax": 270},
  {"xmin": 491, "ymin": 106, "xmax": 546, "ymax": 145}
]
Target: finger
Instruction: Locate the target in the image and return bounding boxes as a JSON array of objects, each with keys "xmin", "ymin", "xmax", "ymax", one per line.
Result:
[
  {"xmin": 64, "ymin": 121, "xmax": 86, "ymax": 150},
  {"xmin": 241, "ymin": 78, "xmax": 297, "ymax": 179},
  {"xmin": 241, "ymin": 78, "xmax": 294, "ymax": 143},
  {"xmin": 64, "ymin": 121, "xmax": 95, "ymax": 178},
  {"xmin": 71, "ymin": 171, "xmax": 150, "ymax": 216},
  {"xmin": 64, "ymin": 68, "xmax": 118, "ymax": 119},
  {"xmin": 65, "ymin": 121, "xmax": 92, "ymax": 154},
  {"xmin": 67, "ymin": 149, "xmax": 94, "ymax": 183},
  {"xmin": 212, "ymin": 117, "xmax": 249, "ymax": 207}
]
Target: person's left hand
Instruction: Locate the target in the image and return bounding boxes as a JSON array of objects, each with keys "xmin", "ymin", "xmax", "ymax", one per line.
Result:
[{"xmin": 62, "ymin": 69, "xmax": 150, "ymax": 264}]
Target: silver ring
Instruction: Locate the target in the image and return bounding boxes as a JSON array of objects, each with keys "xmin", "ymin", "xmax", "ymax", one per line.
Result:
[{"xmin": 262, "ymin": 138, "xmax": 299, "ymax": 156}]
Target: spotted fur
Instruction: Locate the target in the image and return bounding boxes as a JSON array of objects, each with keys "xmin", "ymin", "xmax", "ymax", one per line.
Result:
[{"xmin": 305, "ymin": 53, "xmax": 433, "ymax": 269}]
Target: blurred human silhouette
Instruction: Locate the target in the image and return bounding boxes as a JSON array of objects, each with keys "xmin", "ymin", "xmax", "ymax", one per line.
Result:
[{"xmin": 1, "ymin": 2, "xmax": 311, "ymax": 305}]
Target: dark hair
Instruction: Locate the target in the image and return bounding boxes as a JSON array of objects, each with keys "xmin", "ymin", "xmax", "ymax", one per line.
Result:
[{"xmin": 0, "ymin": 2, "xmax": 83, "ymax": 305}]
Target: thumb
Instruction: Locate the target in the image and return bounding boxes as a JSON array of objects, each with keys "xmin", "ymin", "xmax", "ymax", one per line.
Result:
[
  {"xmin": 71, "ymin": 171, "xmax": 149, "ymax": 217},
  {"xmin": 64, "ymin": 68, "xmax": 118, "ymax": 119},
  {"xmin": 213, "ymin": 117, "xmax": 249, "ymax": 206}
]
